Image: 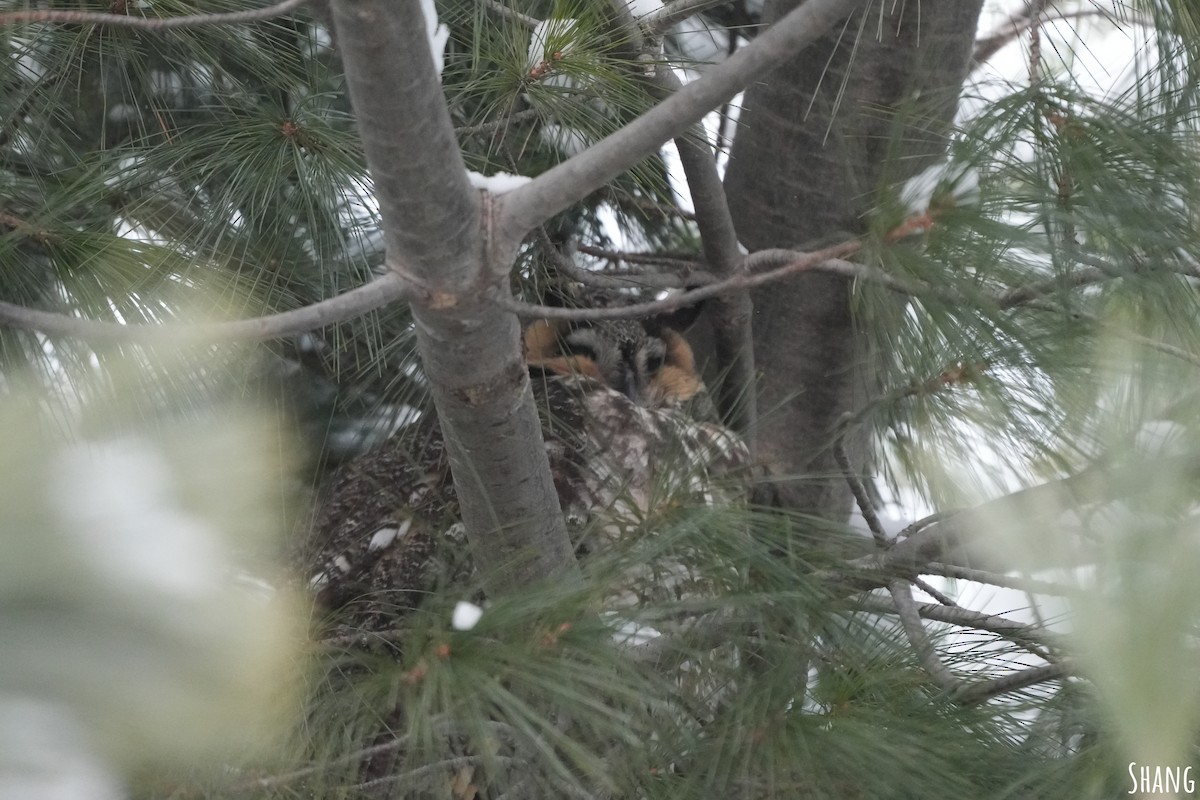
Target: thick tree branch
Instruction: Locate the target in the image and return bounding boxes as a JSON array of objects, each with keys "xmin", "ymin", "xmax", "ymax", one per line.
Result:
[
  {"xmin": 495, "ymin": 0, "xmax": 867, "ymax": 239},
  {"xmin": 331, "ymin": 0, "xmax": 575, "ymax": 592},
  {"xmin": 0, "ymin": 0, "xmax": 307, "ymax": 29},
  {"xmin": 0, "ymin": 273, "xmax": 408, "ymax": 343}
]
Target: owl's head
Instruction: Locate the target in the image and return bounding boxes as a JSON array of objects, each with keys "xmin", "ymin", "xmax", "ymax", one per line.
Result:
[{"xmin": 524, "ymin": 316, "xmax": 704, "ymax": 410}]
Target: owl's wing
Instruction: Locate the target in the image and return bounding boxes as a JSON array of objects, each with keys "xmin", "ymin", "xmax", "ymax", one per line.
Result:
[{"xmin": 302, "ymin": 373, "xmax": 750, "ymax": 634}]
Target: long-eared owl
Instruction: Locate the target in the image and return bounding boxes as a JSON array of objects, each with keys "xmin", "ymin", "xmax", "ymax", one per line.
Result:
[{"xmin": 302, "ymin": 303, "xmax": 750, "ymax": 632}]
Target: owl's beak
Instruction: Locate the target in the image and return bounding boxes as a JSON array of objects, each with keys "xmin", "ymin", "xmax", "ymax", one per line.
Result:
[{"xmin": 617, "ymin": 360, "xmax": 643, "ymax": 405}]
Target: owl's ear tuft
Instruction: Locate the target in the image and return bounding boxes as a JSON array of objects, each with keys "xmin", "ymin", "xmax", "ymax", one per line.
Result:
[
  {"xmin": 523, "ymin": 319, "xmax": 606, "ymax": 384},
  {"xmin": 643, "ymin": 292, "xmax": 706, "ymax": 337},
  {"xmin": 657, "ymin": 328, "xmax": 697, "ymax": 373},
  {"xmin": 522, "ymin": 319, "xmax": 563, "ymax": 361}
]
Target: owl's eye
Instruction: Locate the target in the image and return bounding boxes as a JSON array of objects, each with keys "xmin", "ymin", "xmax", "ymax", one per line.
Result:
[
  {"xmin": 562, "ymin": 330, "xmax": 601, "ymax": 362},
  {"xmin": 642, "ymin": 339, "xmax": 667, "ymax": 373}
]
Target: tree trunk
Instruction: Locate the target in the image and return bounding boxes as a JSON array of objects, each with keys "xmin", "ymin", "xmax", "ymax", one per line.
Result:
[
  {"xmin": 330, "ymin": 0, "xmax": 577, "ymax": 593},
  {"xmin": 723, "ymin": 0, "xmax": 984, "ymax": 520}
]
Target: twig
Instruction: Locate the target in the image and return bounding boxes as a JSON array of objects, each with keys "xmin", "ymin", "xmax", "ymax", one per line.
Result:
[
  {"xmin": 923, "ymin": 562, "xmax": 1080, "ymax": 597},
  {"xmin": 0, "ymin": 0, "xmax": 308, "ymax": 29},
  {"xmin": 996, "ymin": 266, "xmax": 1113, "ymax": 308},
  {"xmin": 1026, "ymin": 0, "xmax": 1048, "ymax": 86},
  {"xmin": 971, "ymin": 7, "xmax": 1134, "ymax": 68},
  {"xmin": 833, "ymin": 414, "xmax": 888, "ymax": 549},
  {"xmin": 955, "ymin": 661, "xmax": 1071, "ymax": 706},
  {"xmin": 744, "ymin": 249, "xmax": 938, "ymax": 299},
  {"xmin": 895, "ymin": 509, "xmax": 960, "ymax": 538},
  {"xmin": 479, "ymin": 0, "xmax": 539, "ymax": 28},
  {"xmin": 913, "ymin": 577, "xmax": 957, "ymax": 607},
  {"xmin": 495, "ymin": 239, "xmax": 864, "ymax": 320},
  {"xmin": 855, "ymin": 596, "xmax": 1059, "ymax": 659},
  {"xmin": 456, "ymin": 108, "xmax": 542, "ymax": 138},
  {"xmin": 889, "ymin": 579, "xmax": 964, "ymax": 695},
  {"xmin": 576, "ymin": 244, "xmax": 705, "ymax": 269},
  {"xmin": 537, "ymin": 229, "xmax": 698, "ymax": 290}
]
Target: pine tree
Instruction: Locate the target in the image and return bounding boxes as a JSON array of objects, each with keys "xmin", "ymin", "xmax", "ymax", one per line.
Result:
[{"xmin": 2, "ymin": 0, "xmax": 1200, "ymax": 797}]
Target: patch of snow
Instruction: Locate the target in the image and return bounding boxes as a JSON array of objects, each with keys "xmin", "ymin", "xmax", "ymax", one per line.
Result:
[
  {"xmin": 419, "ymin": 0, "xmax": 450, "ymax": 79},
  {"xmin": 467, "ymin": 170, "xmax": 533, "ymax": 193},
  {"xmin": 452, "ymin": 600, "xmax": 483, "ymax": 631},
  {"xmin": 606, "ymin": 614, "xmax": 661, "ymax": 647},
  {"xmin": 368, "ymin": 524, "xmax": 399, "ymax": 551}
]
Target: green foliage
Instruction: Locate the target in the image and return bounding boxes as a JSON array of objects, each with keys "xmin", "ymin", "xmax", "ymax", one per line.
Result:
[{"xmin": 6, "ymin": 1, "xmax": 1200, "ymax": 798}]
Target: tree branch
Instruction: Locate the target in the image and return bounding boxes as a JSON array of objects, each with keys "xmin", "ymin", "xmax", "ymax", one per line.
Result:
[
  {"xmin": 0, "ymin": 273, "xmax": 408, "ymax": 344},
  {"xmin": 576, "ymin": 244, "xmax": 704, "ymax": 270},
  {"xmin": 889, "ymin": 579, "xmax": 965, "ymax": 695},
  {"xmin": 479, "ymin": 0, "xmax": 539, "ymax": 28},
  {"xmin": 331, "ymin": 0, "xmax": 575, "ymax": 591},
  {"xmin": 856, "ymin": 596, "xmax": 1060, "ymax": 655},
  {"xmin": 955, "ymin": 662, "xmax": 1071, "ymax": 706},
  {"xmin": 0, "ymin": 0, "xmax": 308, "ymax": 29},
  {"xmin": 537, "ymin": 229, "xmax": 696, "ymax": 290},
  {"xmin": 922, "ymin": 562, "xmax": 1079, "ymax": 597},
  {"xmin": 971, "ymin": 7, "xmax": 1141, "ymax": 69},
  {"xmin": 495, "ymin": 0, "xmax": 868, "ymax": 239},
  {"xmin": 497, "ymin": 239, "xmax": 864, "ymax": 320},
  {"xmin": 834, "ymin": 416, "xmax": 888, "ymax": 548}
]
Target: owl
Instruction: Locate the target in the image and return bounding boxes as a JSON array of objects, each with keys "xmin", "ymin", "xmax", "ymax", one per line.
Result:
[{"xmin": 301, "ymin": 307, "xmax": 750, "ymax": 635}]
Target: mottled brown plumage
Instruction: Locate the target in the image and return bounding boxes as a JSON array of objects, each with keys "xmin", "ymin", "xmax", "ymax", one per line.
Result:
[{"xmin": 302, "ymin": 315, "xmax": 748, "ymax": 634}]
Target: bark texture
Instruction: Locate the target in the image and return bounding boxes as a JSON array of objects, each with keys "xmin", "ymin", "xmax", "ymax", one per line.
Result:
[
  {"xmin": 723, "ymin": 0, "xmax": 984, "ymax": 520},
  {"xmin": 331, "ymin": 0, "xmax": 575, "ymax": 593}
]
